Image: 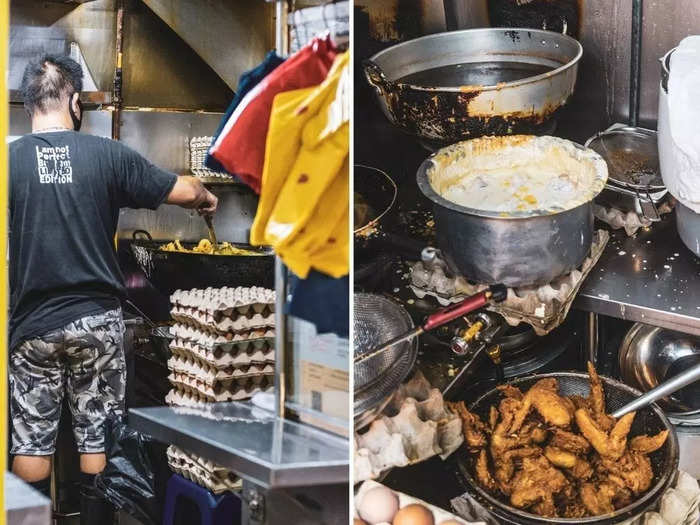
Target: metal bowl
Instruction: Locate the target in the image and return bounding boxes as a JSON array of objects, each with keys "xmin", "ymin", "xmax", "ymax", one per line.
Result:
[
  {"xmin": 619, "ymin": 322, "xmax": 700, "ymax": 418},
  {"xmin": 455, "ymin": 372, "xmax": 679, "ymax": 524},
  {"xmin": 364, "ymin": 28, "xmax": 582, "ymax": 145}
]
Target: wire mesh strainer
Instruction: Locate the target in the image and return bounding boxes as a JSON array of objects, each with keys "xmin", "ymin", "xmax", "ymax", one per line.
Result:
[
  {"xmin": 354, "ymin": 293, "xmax": 418, "ymax": 427},
  {"xmin": 455, "ymin": 372, "xmax": 679, "ymax": 524}
]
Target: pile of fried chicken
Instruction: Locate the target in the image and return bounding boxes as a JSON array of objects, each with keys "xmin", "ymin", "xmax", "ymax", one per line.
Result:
[{"xmin": 447, "ymin": 363, "xmax": 669, "ymax": 518}]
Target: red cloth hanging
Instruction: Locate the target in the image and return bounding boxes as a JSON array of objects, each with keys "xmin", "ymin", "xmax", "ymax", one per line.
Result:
[{"xmin": 209, "ymin": 35, "xmax": 337, "ymax": 193}]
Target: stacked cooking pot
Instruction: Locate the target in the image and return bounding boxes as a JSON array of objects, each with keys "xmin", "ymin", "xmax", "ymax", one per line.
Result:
[{"xmin": 364, "ymin": 27, "xmax": 607, "ymax": 288}]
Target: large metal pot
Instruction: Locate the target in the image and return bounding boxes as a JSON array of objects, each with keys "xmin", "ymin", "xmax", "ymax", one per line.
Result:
[
  {"xmin": 659, "ymin": 47, "xmax": 700, "ymax": 257},
  {"xmin": 364, "ymin": 28, "xmax": 582, "ymax": 146},
  {"xmin": 416, "ymin": 136, "xmax": 607, "ymax": 287}
]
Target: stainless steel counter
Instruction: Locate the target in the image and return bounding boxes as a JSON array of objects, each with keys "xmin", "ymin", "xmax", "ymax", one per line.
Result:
[
  {"xmin": 129, "ymin": 401, "xmax": 349, "ymax": 489},
  {"xmin": 5, "ymin": 472, "xmax": 51, "ymax": 525},
  {"xmin": 575, "ymin": 215, "xmax": 700, "ymax": 335}
]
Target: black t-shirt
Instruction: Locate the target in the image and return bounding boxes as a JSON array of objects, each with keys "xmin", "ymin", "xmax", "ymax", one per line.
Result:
[{"xmin": 9, "ymin": 131, "xmax": 177, "ymax": 350}]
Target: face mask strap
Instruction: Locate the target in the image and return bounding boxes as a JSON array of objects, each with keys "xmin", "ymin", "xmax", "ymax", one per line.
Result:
[{"xmin": 69, "ymin": 96, "xmax": 83, "ymax": 131}]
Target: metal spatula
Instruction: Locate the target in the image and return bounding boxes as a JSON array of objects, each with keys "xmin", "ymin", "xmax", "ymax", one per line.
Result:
[{"xmin": 203, "ymin": 215, "xmax": 217, "ymax": 246}]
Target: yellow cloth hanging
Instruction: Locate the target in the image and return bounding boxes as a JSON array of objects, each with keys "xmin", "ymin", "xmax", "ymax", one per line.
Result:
[
  {"xmin": 250, "ymin": 52, "xmax": 349, "ymax": 278},
  {"xmin": 277, "ymin": 156, "xmax": 349, "ymax": 278}
]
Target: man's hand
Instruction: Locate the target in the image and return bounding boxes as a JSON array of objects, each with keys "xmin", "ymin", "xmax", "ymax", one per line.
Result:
[{"xmin": 166, "ymin": 176, "xmax": 218, "ymax": 215}]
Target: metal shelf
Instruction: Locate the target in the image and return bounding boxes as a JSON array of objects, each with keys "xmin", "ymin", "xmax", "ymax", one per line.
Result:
[
  {"xmin": 129, "ymin": 402, "xmax": 349, "ymax": 489},
  {"xmin": 9, "ymin": 90, "xmax": 112, "ymax": 109},
  {"xmin": 575, "ymin": 215, "xmax": 700, "ymax": 336}
]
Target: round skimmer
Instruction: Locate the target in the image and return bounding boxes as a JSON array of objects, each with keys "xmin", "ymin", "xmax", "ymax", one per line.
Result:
[{"xmin": 354, "ymin": 293, "xmax": 418, "ymax": 428}]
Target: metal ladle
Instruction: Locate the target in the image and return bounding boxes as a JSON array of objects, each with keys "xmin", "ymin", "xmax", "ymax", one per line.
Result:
[{"xmin": 612, "ymin": 360, "xmax": 700, "ymax": 418}]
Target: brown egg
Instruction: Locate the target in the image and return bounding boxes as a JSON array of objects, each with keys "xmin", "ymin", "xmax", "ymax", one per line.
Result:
[
  {"xmin": 354, "ymin": 520, "xmax": 368, "ymax": 525},
  {"xmin": 439, "ymin": 521, "xmax": 464, "ymax": 525},
  {"xmin": 393, "ymin": 504, "xmax": 435, "ymax": 525}
]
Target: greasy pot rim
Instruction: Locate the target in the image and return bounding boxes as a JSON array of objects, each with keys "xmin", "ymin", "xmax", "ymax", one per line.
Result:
[
  {"xmin": 416, "ymin": 137, "xmax": 608, "ymax": 219},
  {"xmin": 369, "ymin": 28, "xmax": 583, "ymax": 94}
]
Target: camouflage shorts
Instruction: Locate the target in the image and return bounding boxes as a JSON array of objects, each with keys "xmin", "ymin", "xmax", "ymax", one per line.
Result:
[{"xmin": 10, "ymin": 308, "xmax": 126, "ymax": 455}]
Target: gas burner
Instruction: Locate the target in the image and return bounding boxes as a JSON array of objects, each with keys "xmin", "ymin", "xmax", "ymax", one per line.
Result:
[{"xmin": 409, "ymin": 230, "xmax": 609, "ymax": 336}]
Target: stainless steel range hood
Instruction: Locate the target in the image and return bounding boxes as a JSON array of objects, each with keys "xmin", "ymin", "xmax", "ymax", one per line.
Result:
[{"xmin": 140, "ymin": 0, "xmax": 275, "ymax": 90}]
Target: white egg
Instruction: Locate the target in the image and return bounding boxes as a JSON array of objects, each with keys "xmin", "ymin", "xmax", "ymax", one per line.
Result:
[{"xmin": 357, "ymin": 486, "xmax": 399, "ymax": 524}]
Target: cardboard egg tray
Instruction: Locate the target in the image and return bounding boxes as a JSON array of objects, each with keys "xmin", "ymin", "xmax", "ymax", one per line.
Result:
[
  {"xmin": 169, "ymin": 371, "xmax": 272, "ymax": 399},
  {"xmin": 410, "ymin": 229, "xmax": 610, "ymax": 336},
  {"xmin": 170, "ymin": 323, "xmax": 275, "ymax": 348},
  {"xmin": 354, "ymin": 371, "xmax": 463, "ymax": 482},
  {"xmin": 170, "ymin": 308, "xmax": 275, "ymax": 334},
  {"xmin": 168, "ymin": 354, "xmax": 274, "ymax": 382},
  {"xmin": 165, "ymin": 384, "xmax": 273, "ymax": 406},
  {"xmin": 170, "ymin": 341, "xmax": 275, "ymax": 369},
  {"xmin": 169, "ymin": 334, "xmax": 274, "ymax": 354},
  {"xmin": 170, "ymin": 286, "xmax": 274, "ymax": 315},
  {"xmin": 167, "ymin": 445, "xmax": 241, "ymax": 494},
  {"xmin": 355, "ymin": 480, "xmax": 482, "ymax": 525}
]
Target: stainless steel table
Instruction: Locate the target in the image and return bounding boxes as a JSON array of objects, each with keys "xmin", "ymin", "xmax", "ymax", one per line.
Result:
[
  {"xmin": 5, "ymin": 472, "xmax": 51, "ymax": 525},
  {"xmin": 575, "ymin": 216, "xmax": 700, "ymax": 336},
  {"xmin": 129, "ymin": 401, "xmax": 349, "ymax": 489}
]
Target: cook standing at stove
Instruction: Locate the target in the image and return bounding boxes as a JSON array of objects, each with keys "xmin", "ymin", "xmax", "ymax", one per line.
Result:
[{"xmin": 9, "ymin": 55, "xmax": 218, "ymax": 500}]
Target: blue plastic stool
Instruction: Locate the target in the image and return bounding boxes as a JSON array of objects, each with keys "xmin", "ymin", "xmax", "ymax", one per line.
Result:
[{"xmin": 162, "ymin": 474, "xmax": 241, "ymax": 525}]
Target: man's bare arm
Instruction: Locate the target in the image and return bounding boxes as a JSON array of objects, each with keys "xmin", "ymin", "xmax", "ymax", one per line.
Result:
[{"xmin": 166, "ymin": 176, "xmax": 218, "ymax": 215}]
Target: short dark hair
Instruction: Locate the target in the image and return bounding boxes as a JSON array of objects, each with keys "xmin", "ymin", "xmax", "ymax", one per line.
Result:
[{"xmin": 20, "ymin": 54, "xmax": 83, "ymax": 115}]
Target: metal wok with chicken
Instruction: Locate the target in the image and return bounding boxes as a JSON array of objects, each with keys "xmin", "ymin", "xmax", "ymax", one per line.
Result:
[{"xmin": 448, "ymin": 363, "xmax": 674, "ymax": 520}]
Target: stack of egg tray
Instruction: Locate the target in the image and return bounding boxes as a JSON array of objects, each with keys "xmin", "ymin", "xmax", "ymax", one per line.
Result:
[
  {"xmin": 167, "ymin": 445, "xmax": 241, "ymax": 494},
  {"xmin": 165, "ymin": 286, "xmax": 275, "ymax": 404}
]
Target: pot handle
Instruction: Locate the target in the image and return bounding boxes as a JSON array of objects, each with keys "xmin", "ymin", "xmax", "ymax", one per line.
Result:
[
  {"xmin": 637, "ymin": 190, "xmax": 662, "ymax": 222},
  {"xmin": 542, "ymin": 15, "xmax": 568, "ymax": 35},
  {"xmin": 422, "ymin": 285, "xmax": 507, "ymax": 331},
  {"xmin": 363, "ymin": 59, "xmax": 395, "ymax": 95},
  {"xmin": 132, "ymin": 229, "xmax": 153, "ymax": 241}
]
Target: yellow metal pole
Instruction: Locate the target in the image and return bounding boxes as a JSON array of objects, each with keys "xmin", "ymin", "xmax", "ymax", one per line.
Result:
[{"xmin": 0, "ymin": 0, "xmax": 9, "ymax": 521}]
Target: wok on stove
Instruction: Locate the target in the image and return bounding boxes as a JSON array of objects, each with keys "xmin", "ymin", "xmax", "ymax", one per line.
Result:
[{"xmin": 130, "ymin": 232, "xmax": 274, "ymax": 295}]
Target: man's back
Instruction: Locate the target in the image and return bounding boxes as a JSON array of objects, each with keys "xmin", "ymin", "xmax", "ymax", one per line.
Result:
[{"xmin": 9, "ymin": 130, "xmax": 176, "ymax": 349}]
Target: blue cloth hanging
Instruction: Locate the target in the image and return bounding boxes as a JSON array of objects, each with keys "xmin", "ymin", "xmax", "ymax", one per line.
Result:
[
  {"xmin": 286, "ymin": 271, "xmax": 349, "ymax": 338},
  {"xmin": 206, "ymin": 51, "xmax": 286, "ymax": 173}
]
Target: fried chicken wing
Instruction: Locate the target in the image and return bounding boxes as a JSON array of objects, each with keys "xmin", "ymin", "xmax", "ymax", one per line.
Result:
[
  {"xmin": 448, "ymin": 401, "xmax": 488, "ymax": 449},
  {"xmin": 544, "ymin": 446, "xmax": 577, "ymax": 468},
  {"xmin": 599, "ymin": 451, "xmax": 654, "ymax": 494},
  {"xmin": 510, "ymin": 456, "xmax": 567, "ymax": 512},
  {"xmin": 497, "ymin": 384, "xmax": 523, "ymax": 400},
  {"xmin": 475, "ymin": 449, "xmax": 498, "ymax": 493},
  {"xmin": 569, "ymin": 394, "xmax": 591, "ymax": 410},
  {"xmin": 575, "ymin": 409, "xmax": 635, "ymax": 459},
  {"xmin": 488, "ymin": 405, "xmax": 499, "ymax": 430},
  {"xmin": 493, "ymin": 447, "xmax": 541, "ymax": 492},
  {"xmin": 571, "ymin": 457, "xmax": 594, "ymax": 480},
  {"xmin": 586, "ymin": 361, "xmax": 616, "ymax": 431},
  {"xmin": 512, "ymin": 384, "xmax": 572, "ymax": 431},
  {"xmin": 580, "ymin": 482, "xmax": 616, "ymax": 515},
  {"xmin": 629, "ymin": 430, "xmax": 669, "ymax": 454},
  {"xmin": 550, "ymin": 429, "xmax": 591, "ymax": 455}
]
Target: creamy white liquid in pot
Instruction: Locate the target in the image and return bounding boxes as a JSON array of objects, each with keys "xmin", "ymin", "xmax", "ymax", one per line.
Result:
[{"xmin": 428, "ymin": 136, "xmax": 608, "ymax": 215}]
